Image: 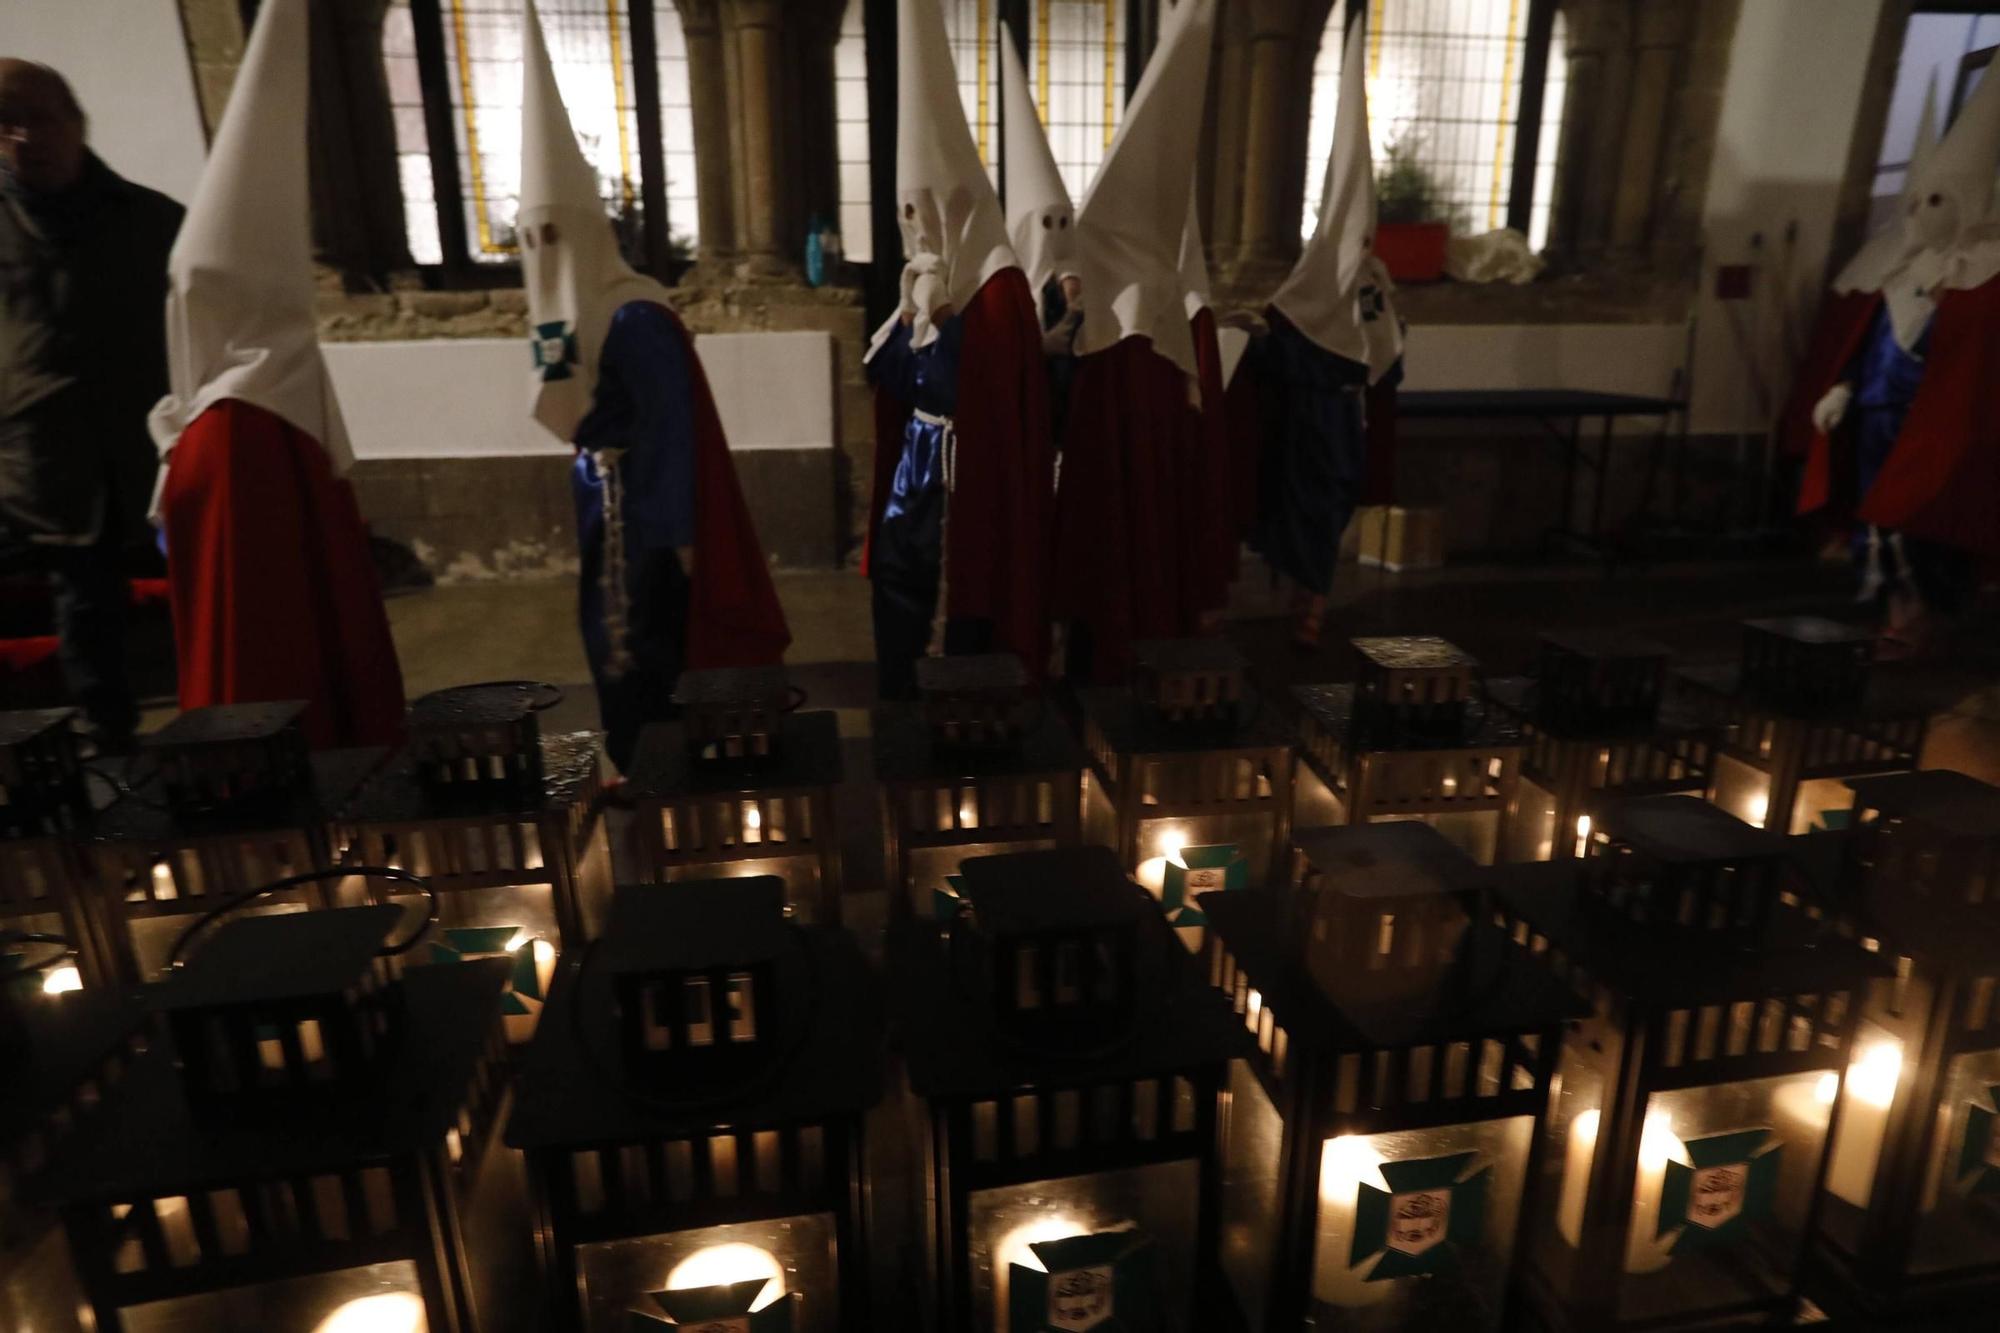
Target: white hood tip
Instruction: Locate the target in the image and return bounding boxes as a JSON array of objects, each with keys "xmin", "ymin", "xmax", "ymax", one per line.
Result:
[{"xmin": 1000, "ymin": 32, "xmax": 1075, "ymax": 304}]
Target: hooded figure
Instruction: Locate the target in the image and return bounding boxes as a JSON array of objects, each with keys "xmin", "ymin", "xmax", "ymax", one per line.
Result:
[
  {"xmin": 518, "ymin": 0, "xmax": 787, "ymax": 766},
  {"xmin": 1800, "ymin": 66, "xmax": 2000, "ymax": 650},
  {"xmin": 863, "ymin": 0, "xmax": 1052, "ymax": 700},
  {"xmin": 147, "ymin": 0, "xmax": 404, "ymax": 748},
  {"xmin": 1248, "ymin": 10, "xmax": 1405, "ymax": 647},
  {"xmin": 1051, "ymin": 0, "xmax": 1222, "ymax": 683},
  {"xmin": 1000, "ymin": 35, "xmax": 1076, "ymax": 320}
]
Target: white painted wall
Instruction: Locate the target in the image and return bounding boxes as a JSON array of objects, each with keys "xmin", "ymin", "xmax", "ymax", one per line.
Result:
[
  {"xmin": 8, "ymin": 0, "xmax": 209, "ymax": 205},
  {"xmin": 1691, "ymin": 0, "xmax": 1887, "ymax": 436},
  {"xmin": 1400, "ymin": 323, "xmax": 1685, "ymax": 397},
  {"xmin": 325, "ymin": 331, "xmax": 838, "ymax": 461}
]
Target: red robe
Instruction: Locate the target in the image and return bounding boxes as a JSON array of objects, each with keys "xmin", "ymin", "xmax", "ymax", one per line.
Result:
[
  {"xmin": 1187, "ymin": 308, "xmax": 1238, "ymax": 610},
  {"xmin": 657, "ymin": 305, "xmax": 791, "ymax": 669},
  {"xmin": 1784, "ymin": 289, "xmax": 1881, "ymax": 520},
  {"xmin": 1053, "ymin": 337, "xmax": 1209, "ymax": 683},
  {"xmin": 161, "ymin": 399, "xmax": 405, "ymax": 749},
  {"xmin": 864, "ymin": 267, "xmax": 1053, "ymax": 673},
  {"xmin": 1858, "ymin": 280, "xmax": 2000, "ymax": 560}
]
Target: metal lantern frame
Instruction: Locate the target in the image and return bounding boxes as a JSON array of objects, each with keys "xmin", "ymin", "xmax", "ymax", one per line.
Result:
[
  {"xmin": 893, "ymin": 846, "xmax": 1249, "ymax": 1331},
  {"xmin": 1798, "ymin": 770, "xmax": 2000, "ymax": 1320},
  {"xmin": 1199, "ymin": 822, "xmax": 1583, "ymax": 1332},
  {"xmin": 1674, "ymin": 617, "xmax": 1929, "ymax": 837},
  {"xmin": 625, "ymin": 710, "xmax": 846, "ymax": 926},
  {"xmin": 1293, "ymin": 638, "xmax": 1523, "ymax": 867},
  {"xmin": 35, "ymin": 902, "xmax": 512, "ymax": 1333},
  {"xmin": 1493, "ymin": 795, "xmax": 1885, "ymax": 1332},
  {"xmin": 0, "ymin": 708, "xmax": 116, "ymax": 986},
  {"xmin": 81, "ymin": 703, "xmax": 385, "ymax": 982},
  {"xmin": 507, "ymin": 878, "xmax": 881, "ymax": 1332},
  {"xmin": 1488, "ymin": 632, "xmax": 1716, "ymax": 864}
]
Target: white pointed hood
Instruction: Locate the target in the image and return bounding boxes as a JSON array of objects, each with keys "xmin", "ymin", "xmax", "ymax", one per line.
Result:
[
  {"xmin": 518, "ymin": 0, "xmax": 670, "ymax": 442},
  {"xmin": 1000, "ymin": 33, "xmax": 1074, "ymax": 312},
  {"xmin": 1269, "ymin": 10, "xmax": 1402, "ymax": 382},
  {"xmin": 868, "ymin": 0, "xmax": 1019, "ymax": 360},
  {"xmin": 147, "ymin": 0, "xmax": 350, "ymax": 471},
  {"xmin": 1180, "ymin": 187, "xmax": 1211, "ymax": 318},
  {"xmin": 1833, "ymin": 75, "xmax": 1937, "ymax": 295},
  {"xmin": 1072, "ymin": 0, "xmax": 1215, "ymax": 377}
]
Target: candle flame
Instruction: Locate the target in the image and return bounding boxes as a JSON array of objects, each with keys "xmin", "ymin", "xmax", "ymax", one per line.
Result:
[
  {"xmin": 1318, "ymin": 1134, "xmax": 1389, "ymax": 1203},
  {"xmin": 1844, "ymin": 1040, "xmax": 1903, "ymax": 1109},
  {"xmin": 42, "ymin": 964, "xmax": 82, "ymax": 995},
  {"xmin": 666, "ymin": 1242, "xmax": 784, "ymax": 1311},
  {"xmin": 311, "ymin": 1293, "xmax": 425, "ymax": 1333},
  {"xmin": 1747, "ymin": 792, "xmax": 1769, "ymax": 829}
]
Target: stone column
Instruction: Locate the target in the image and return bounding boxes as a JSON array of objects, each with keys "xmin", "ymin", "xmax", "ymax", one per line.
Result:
[
  {"xmin": 723, "ymin": 0, "xmax": 794, "ymax": 278},
  {"xmin": 678, "ymin": 0, "xmax": 740, "ymax": 275},
  {"xmin": 1608, "ymin": 1, "xmax": 1696, "ymax": 252},
  {"xmin": 788, "ymin": 0, "xmax": 848, "ymax": 253},
  {"xmin": 1547, "ymin": 0, "xmax": 1634, "ymax": 261},
  {"xmin": 1220, "ymin": 0, "xmax": 1328, "ymax": 299}
]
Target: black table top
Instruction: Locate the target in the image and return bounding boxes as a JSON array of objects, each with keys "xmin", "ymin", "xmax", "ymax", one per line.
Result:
[
  {"xmin": 1400, "ymin": 389, "xmax": 1686, "ymax": 418},
  {"xmin": 33, "ymin": 960, "xmax": 508, "ymax": 1203}
]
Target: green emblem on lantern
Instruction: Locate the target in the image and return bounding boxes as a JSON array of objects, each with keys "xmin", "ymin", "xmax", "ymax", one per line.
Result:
[
  {"xmin": 627, "ymin": 1277, "xmax": 795, "ymax": 1331},
  {"xmin": 1658, "ymin": 1127, "xmax": 1781, "ymax": 1254},
  {"xmin": 1008, "ymin": 1230, "xmax": 1158, "ymax": 1332},
  {"xmin": 1350, "ymin": 1150, "xmax": 1490, "ymax": 1280},
  {"xmin": 430, "ymin": 926, "xmax": 548, "ymax": 1019},
  {"xmin": 532, "ymin": 320, "xmax": 579, "ymax": 382},
  {"xmin": 1954, "ymin": 1085, "xmax": 2000, "ymax": 1195},
  {"xmin": 933, "ymin": 873, "xmax": 969, "ymax": 922},
  {"xmin": 1162, "ymin": 843, "xmax": 1248, "ymax": 920}
]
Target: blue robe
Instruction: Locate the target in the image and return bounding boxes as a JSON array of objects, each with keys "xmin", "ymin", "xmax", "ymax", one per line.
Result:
[
  {"xmin": 866, "ymin": 314, "xmax": 969, "ymax": 698},
  {"xmin": 571, "ymin": 301, "xmax": 697, "ymax": 769},
  {"xmin": 1249, "ymin": 311, "xmax": 1388, "ymax": 596}
]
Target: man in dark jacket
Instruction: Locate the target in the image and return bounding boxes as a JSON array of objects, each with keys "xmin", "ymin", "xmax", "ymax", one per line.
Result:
[{"xmin": 0, "ymin": 60, "xmax": 183, "ymax": 746}]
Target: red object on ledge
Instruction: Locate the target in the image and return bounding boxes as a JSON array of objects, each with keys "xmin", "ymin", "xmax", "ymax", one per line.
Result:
[{"xmin": 1375, "ymin": 222, "xmax": 1450, "ymax": 283}]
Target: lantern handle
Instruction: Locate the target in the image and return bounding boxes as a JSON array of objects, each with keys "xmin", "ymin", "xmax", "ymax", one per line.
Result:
[
  {"xmin": 412, "ymin": 680, "xmax": 565, "ymax": 712},
  {"xmin": 164, "ymin": 866, "xmax": 440, "ymax": 972}
]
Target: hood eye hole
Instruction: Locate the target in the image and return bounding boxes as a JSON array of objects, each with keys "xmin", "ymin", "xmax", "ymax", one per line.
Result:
[
  {"xmin": 1929, "ymin": 193, "xmax": 1944, "ymax": 208},
  {"xmin": 541, "ymin": 222, "xmax": 560, "ymax": 244},
  {"xmin": 904, "ymin": 203, "xmax": 916, "ymax": 219}
]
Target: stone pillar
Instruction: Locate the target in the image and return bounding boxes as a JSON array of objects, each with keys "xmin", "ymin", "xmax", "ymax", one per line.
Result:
[
  {"xmin": 1548, "ymin": 0, "xmax": 1635, "ymax": 260},
  {"xmin": 307, "ymin": 0, "xmax": 413, "ymax": 283},
  {"xmin": 723, "ymin": 0, "xmax": 793, "ymax": 277},
  {"xmin": 678, "ymin": 0, "xmax": 740, "ymax": 274},
  {"xmin": 1216, "ymin": 0, "xmax": 1331, "ymax": 301},
  {"xmin": 788, "ymin": 0, "xmax": 848, "ymax": 252},
  {"xmin": 175, "ymin": 0, "xmax": 245, "ymax": 138},
  {"xmin": 1608, "ymin": 1, "xmax": 1695, "ymax": 252}
]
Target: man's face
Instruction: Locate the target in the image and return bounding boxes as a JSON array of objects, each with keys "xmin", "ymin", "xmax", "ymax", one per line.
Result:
[
  {"xmin": 0, "ymin": 62, "xmax": 86, "ymax": 194},
  {"xmin": 1060, "ymin": 274, "xmax": 1082, "ymax": 304}
]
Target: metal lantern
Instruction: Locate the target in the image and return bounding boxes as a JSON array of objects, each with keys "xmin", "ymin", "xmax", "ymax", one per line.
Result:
[
  {"xmin": 1675, "ymin": 617, "xmax": 1929, "ymax": 836},
  {"xmin": 84, "ymin": 702, "xmax": 384, "ymax": 980},
  {"xmin": 337, "ymin": 687, "xmax": 612, "ymax": 1035},
  {"xmin": 1793, "ymin": 770, "xmax": 2000, "ymax": 1320},
  {"xmin": 0, "ymin": 708, "xmax": 114, "ymax": 986},
  {"xmin": 1293, "ymin": 637, "xmax": 1523, "ymax": 866},
  {"xmin": 1494, "ymin": 795, "xmax": 1883, "ymax": 1331},
  {"xmin": 508, "ymin": 877, "xmax": 880, "ymax": 1332},
  {"xmin": 37, "ymin": 905, "xmax": 512, "ymax": 1333},
  {"xmin": 1202, "ymin": 822, "xmax": 1582, "ymax": 1331},
  {"xmin": 1077, "ymin": 639, "xmax": 1294, "ymax": 937},
  {"xmin": 892, "ymin": 845, "xmax": 1247, "ymax": 1331},
  {"xmin": 625, "ymin": 668, "xmax": 844, "ymax": 924},
  {"xmin": 876, "ymin": 654, "xmax": 1086, "ymax": 919},
  {"xmin": 1489, "ymin": 632, "xmax": 1715, "ymax": 863}
]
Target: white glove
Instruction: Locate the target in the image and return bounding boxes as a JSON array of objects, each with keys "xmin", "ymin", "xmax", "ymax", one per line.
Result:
[{"xmin": 1812, "ymin": 382, "xmax": 1854, "ymax": 435}]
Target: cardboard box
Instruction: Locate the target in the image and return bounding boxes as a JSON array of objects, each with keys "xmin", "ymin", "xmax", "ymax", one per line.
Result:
[{"xmin": 1354, "ymin": 505, "xmax": 1445, "ymax": 572}]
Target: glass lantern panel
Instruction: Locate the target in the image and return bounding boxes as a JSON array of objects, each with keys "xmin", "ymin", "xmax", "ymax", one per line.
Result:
[
  {"xmin": 1365, "ymin": 811, "xmax": 1500, "ymax": 867},
  {"xmin": 1503, "ymin": 775, "xmax": 1560, "ymax": 863},
  {"xmin": 1814, "ymin": 1020, "xmax": 1905, "ymax": 1258},
  {"xmin": 1220, "ymin": 1060, "xmax": 1285, "ymax": 1330},
  {"xmin": 575, "ymin": 1212, "xmax": 838, "ymax": 1332},
  {"xmin": 906, "ymin": 840, "xmax": 1059, "ymax": 913},
  {"xmin": 967, "ymin": 1159, "xmax": 1199, "ymax": 1333},
  {"xmin": 1910, "ymin": 1044, "xmax": 2000, "ymax": 1275},
  {"xmin": 122, "ymin": 1259, "xmax": 422, "ymax": 1333},
  {"xmin": 660, "ymin": 855, "xmax": 826, "ymax": 923},
  {"xmin": 1133, "ymin": 811, "xmax": 1279, "ymax": 891},
  {"xmin": 1709, "ymin": 753, "xmax": 1773, "ymax": 830},
  {"xmin": 1294, "ymin": 759, "xmax": 1344, "ymax": 830},
  {"xmin": 127, "ymin": 896, "xmax": 315, "ymax": 981},
  {"xmin": 1790, "ymin": 776, "xmax": 1861, "ymax": 835},
  {"xmin": 1309, "ymin": 1116, "xmax": 1532, "ymax": 1331},
  {"xmin": 1608, "ymin": 1073, "xmax": 1829, "ymax": 1324}
]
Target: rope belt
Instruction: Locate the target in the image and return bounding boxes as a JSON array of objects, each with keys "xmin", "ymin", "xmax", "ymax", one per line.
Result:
[{"xmin": 593, "ymin": 448, "xmax": 636, "ymax": 680}]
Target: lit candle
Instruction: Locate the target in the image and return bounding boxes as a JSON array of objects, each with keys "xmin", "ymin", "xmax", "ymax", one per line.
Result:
[
  {"xmin": 1135, "ymin": 829, "xmax": 1188, "ymax": 900},
  {"xmin": 311, "ymin": 1292, "xmax": 425, "ymax": 1333},
  {"xmin": 1573, "ymin": 815, "xmax": 1592, "ymax": 859},
  {"xmin": 531, "ymin": 937, "xmax": 557, "ymax": 997},
  {"xmin": 42, "ymin": 963, "xmax": 82, "ymax": 995},
  {"xmin": 993, "ymin": 1215, "xmax": 1090, "ymax": 1330},
  {"xmin": 1826, "ymin": 1040, "xmax": 1901, "ymax": 1207},
  {"xmin": 1769, "ymin": 1074, "xmax": 1833, "ymax": 1221},
  {"xmin": 1556, "ymin": 1110, "xmax": 1686, "ymax": 1273},
  {"xmin": 1312, "ymin": 1136, "xmax": 1393, "ymax": 1308},
  {"xmin": 1747, "ymin": 791, "xmax": 1769, "ymax": 829},
  {"xmin": 744, "ymin": 802, "xmax": 763, "ymax": 844},
  {"xmin": 666, "ymin": 1241, "xmax": 785, "ymax": 1311},
  {"xmin": 151, "ymin": 860, "xmax": 175, "ymax": 900}
]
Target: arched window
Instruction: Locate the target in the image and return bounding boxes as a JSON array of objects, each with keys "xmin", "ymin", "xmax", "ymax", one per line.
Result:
[
  {"xmin": 383, "ymin": 0, "xmax": 699, "ymax": 274},
  {"xmin": 1302, "ymin": 0, "xmax": 1568, "ymax": 251}
]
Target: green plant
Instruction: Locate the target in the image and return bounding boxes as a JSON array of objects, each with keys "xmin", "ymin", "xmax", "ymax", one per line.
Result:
[{"xmin": 1375, "ymin": 137, "xmax": 1463, "ymax": 230}]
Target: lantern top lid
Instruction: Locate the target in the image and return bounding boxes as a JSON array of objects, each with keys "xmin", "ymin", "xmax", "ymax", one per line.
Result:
[
  {"xmin": 916, "ymin": 652, "xmax": 1028, "ymax": 694},
  {"xmin": 670, "ymin": 664, "xmax": 791, "ymax": 709},
  {"xmin": 1292, "ymin": 821, "xmax": 1480, "ymax": 901},
  {"xmin": 0, "ymin": 706, "xmax": 76, "ymax": 748},
  {"xmin": 161, "ymin": 905, "xmax": 399, "ymax": 1010},
  {"xmin": 596, "ymin": 878, "xmax": 790, "ymax": 975},
  {"xmin": 1847, "ymin": 769, "xmax": 2000, "ymax": 837},
  {"xmin": 341, "ymin": 729, "xmax": 597, "ymax": 821},
  {"xmin": 1292, "ymin": 682, "xmax": 1523, "ymax": 748},
  {"xmin": 1080, "ymin": 685, "xmax": 1295, "ymax": 756},
  {"xmin": 1596, "ymin": 794, "xmax": 1780, "ymax": 864},
  {"xmin": 1352, "ymin": 635, "xmax": 1476, "ymax": 670},
  {"xmin": 1132, "ymin": 637, "xmax": 1248, "ymax": 674},
  {"xmin": 1742, "ymin": 615, "xmax": 1873, "ymax": 646},
  {"xmin": 403, "ymin": 684, "xmax": 536, "ymax": 730},
  {"xmin": 1540, "ymin": 628, "xmax": 1672, "ymax": 660},
  {"xmin": 625, "ymin": 710, "xmax": 843, "ymax": 795},
  {"xmin": 146, "ymin": 699, "xmax": 306, "ymax": 745},
  {"xmin": 958, "ymin": 846, "xmax": 1152, "ymax": 934},
  {"xmin": 871, "ymin": 701, "xmax": 1086, "ymax": 782},
  {"xmin": 93, "ymin": 746, "xmax": 383, "ymax": 841}
]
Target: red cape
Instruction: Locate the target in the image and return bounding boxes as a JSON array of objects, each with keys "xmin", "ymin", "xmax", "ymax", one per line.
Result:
[
  {"xmin": 864, "ymin": 268, "xmax": 1054, "ymax": 672},
  {"xmin": 1054, "ymin": 336, "xmax": 1211, "ymax": 683},
  {"xmin": 161, "ymin": 399, "xmax": 405, "ymax": 749},
  {"xmin": 1858, "ymin": 280, "xmax": 2000, "ymax": 559},
  {"xmin": 1786, "ymin": 290, "xmax": 1881, "ymax": 519},
  {"xmin": 650, "ymin": 305, "xmax": 792, "ymax": 670},
  {"xmin": 1188, "ymin": 309, "xmax": 1239, "ymax": 609}
]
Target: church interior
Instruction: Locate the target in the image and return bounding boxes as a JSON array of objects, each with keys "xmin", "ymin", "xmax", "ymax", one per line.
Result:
[{"xmin": 5, "ymin": 1, "xmax": 2000, "ymax": 1330}]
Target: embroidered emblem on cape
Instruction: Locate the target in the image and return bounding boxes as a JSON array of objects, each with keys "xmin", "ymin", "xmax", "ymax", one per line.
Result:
[{"xmin": 533, "ymin": 320, "xmax": 579, "ymax": 382}]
